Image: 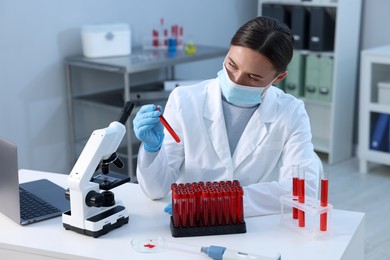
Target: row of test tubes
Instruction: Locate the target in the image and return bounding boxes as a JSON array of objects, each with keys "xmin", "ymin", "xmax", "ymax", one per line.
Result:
[
  {"xmin": 292, "ymin": 165, "xmax": 329, "ymax": 231},
  {"xmin": 171, "ymin": 180, "xmax": 244, "ymax": 229}
]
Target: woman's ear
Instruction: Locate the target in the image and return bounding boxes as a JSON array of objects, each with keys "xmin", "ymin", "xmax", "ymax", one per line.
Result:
[{"xmin": 274, "ymin": 70, "xmax": 288, "ymax": 84}]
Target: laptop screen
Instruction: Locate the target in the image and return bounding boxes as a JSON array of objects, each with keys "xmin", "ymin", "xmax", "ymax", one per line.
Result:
[{"xmin": 0, "ymin": 137, "xmax": 21, "ymax": 222}]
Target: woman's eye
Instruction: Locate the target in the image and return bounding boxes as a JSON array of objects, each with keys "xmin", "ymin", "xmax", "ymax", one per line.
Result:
[
  {"xmin": 228, "ymin": 62, "xmax": 238, "ymax": 70},
  {"xmin": 249, "ymin": 75, "xmax": 260, "ymax": 81}
]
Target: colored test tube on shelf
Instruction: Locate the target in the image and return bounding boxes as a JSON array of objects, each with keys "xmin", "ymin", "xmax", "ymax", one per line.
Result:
[
  {"xmin": 298, "ymin": 170, "xmax": 305, "ymax": 227},
  {"xmin": 172, "ymin": 189, "xmax": 181, "ymax": 228},
  {"xmin": 292, "ymin": 165, "xmax": 299, "ymax": 220},
  {"xmin": 202, "ymin": 188, "xmax": 210, "ymax": 226},
  {"xmin": 320, "ymin": 171, "xmax": 329, "ymax": 231},
  {"xmin": 180, "ymin": 190, "xmax": 188, "ymax": 228},
  {"xmin": 216, "ymin": 188, "xmax": 224, "ymax": 225},
  {"xmin": 236, "ymin": 186, "xmax": 244, "ymax": 224},
  {"xmin": 233, "ymin": 180, "xmax": 241, "ymax": 187},
  {"xmin": 210, "ymin": 190, "xmax": 217, "ymax": 226},
  {"xmin": 188, "ymin": 190, "xmax": 195, "ymax": 227},
  {"xmin": 194, "ymin": 187, "xmax": 202, "ymax": 224},
  {"xmin": 223, "ymin": 187, "xmax": 230, "ymax": 225},
  {"xmin": 229, "ymin": 186, "xmax": 237, "ymax": 225},
  {"xmin": 226, "ymin": 180, "xmax": 233, "ymax": 188}
]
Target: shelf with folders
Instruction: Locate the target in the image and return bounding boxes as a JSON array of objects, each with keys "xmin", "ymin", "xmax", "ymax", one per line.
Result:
[
  {"xmin": 275, "ymin": 51, "xmax": 334, "ymax": 154},
  {"xmin": 259, "ymin": 0, "xmax": 362, "ymax": 164},
  {"xmin": 358, "ymin": 45, "xmax": 390, "ymax": 173}
]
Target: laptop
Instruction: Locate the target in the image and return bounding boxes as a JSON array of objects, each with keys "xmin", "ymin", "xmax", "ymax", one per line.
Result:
[{"xmin": 0, "ymin": 137, "xmax": 70, "ymax": 225}]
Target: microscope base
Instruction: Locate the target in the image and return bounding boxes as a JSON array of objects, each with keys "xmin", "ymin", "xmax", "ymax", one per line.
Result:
[{"xmin": 63, "ymin": 205, "xmax": 129, "ymax": 238}]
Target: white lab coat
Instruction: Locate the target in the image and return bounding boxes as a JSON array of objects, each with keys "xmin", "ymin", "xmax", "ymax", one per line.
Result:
[{"xmin": 136, "ymin": 77, "xmax": 321, "ymax": 217}]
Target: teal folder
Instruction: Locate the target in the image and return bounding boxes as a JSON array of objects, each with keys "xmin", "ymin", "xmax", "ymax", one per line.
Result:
[
  {"xmin": 285, "ymin": 52, "xmax": 305, "ymax": 97},
  {"xmin": 317, "ymin": 56, "xmax": 334, "ymax": 102},
  {"xmin": 304, "ymin": 54, "xmax": 320, "ymax": 100}
]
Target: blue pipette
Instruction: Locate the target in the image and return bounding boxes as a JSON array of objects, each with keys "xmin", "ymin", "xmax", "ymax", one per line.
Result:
[{"xmin": 200, "ymin": 245, "xmax": 281, "ymax": 260}]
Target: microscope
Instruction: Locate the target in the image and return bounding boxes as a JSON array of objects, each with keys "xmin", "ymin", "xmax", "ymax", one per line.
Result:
[{"xmin": 62, "ymin": 101, "xmax": 135, "ymax": 238}]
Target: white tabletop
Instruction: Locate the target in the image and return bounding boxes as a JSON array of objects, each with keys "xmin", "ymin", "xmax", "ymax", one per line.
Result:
[{"xmin": 0, "ymin": 169, "xmax": 365, "ymax": 260}]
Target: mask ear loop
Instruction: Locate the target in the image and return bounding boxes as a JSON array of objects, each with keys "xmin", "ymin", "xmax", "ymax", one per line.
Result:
[{"xmin": 260, "ymin": 74, "xmax": 281, "ymax": 97}]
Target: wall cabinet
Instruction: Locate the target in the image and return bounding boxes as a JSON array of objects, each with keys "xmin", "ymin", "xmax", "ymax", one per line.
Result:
[
  {"xmin": 358, "ymin": 45, "xmax": 390, "ymax": 173},
  {"xmin": 258, "ymin": 0, "xmax": 362, "ymax": 164}
]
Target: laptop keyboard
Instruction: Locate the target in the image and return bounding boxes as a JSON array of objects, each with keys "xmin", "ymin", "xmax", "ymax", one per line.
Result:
[{"xmin": 19, "ymin": 187, "xmax": 61, "ymax": 220}]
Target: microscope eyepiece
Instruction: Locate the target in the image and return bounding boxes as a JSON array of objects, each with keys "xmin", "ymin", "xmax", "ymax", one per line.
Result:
[{"xmin": 117, "ymin": 101, "xmax": 135, "ymax": 125}]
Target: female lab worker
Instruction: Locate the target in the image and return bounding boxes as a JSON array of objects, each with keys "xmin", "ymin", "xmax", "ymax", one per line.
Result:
[{"xmin": 133, "ymin": 16, "xmax": 321, "ymax": 217}]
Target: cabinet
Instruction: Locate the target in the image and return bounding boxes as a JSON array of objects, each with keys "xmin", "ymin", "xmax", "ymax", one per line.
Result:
[
  {"xmin": 258, "ymin": 0, "xmax": 362, "ymax": 164},
  {"xmin": 358, "ymin": 45, "xmax": 390, "ymax": 173},
  {"xmin": 65, "ymin": 45, "xmax": 227, "ymax": 182}
]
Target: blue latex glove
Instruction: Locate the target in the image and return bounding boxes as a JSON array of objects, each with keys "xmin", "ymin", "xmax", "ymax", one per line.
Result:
[
  {"xmin": 133, "ymin": 104, "xmax": 165, "ymax": 152},
  {"xmin": 164, "ymin": 203, "xmax": 172, "ymax": 215}
]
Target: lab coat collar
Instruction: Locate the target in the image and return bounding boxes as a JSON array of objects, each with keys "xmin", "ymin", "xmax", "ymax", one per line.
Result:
[
  {"xmin": 233, "ymin": 86, "xmax": 279, "ymax": 167},
  {"xmin": 203, "ymin": 79, "xmax": 234, "ymax": 174},
  {"xmin": 259, "ymin": 86, "xmax": 278, "ymax": 123},
  {"xmin": 203, "ymin": 81, "xmax": 279, "ymax": 171}
]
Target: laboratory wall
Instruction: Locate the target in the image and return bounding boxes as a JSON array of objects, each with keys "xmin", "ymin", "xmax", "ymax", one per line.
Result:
[
  {"xmin": 1, "ymin": 0, "xmax": 390, "ymax": 175},
  {"xmin": 0, "ymin": 0, "xmax": 258, "ymax": 174}
]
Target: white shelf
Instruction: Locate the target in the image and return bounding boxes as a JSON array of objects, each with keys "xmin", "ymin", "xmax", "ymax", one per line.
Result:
[
  {"xmin": 258, "ymin": 0, "xmax": 362, "ymax": 164},
  {"xmin": 358, "ymin": 45, "xmax": 390, "ymax": 173}
]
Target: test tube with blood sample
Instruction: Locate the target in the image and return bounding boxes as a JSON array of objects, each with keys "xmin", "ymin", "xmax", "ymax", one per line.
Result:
[
  {"xmin": 229, "ymin": 186, "xmax": 237, "ymax": 225},
  {"xmin": 209, "ymin": 189, "xmax": 217, "ymax": 226},
  {"xmin": 320, "ymin": 171, "xmax": 329, "ymax": 231},
  {"xmin": 172, "ymin": 189, "xmax": 181, "ymax": 228},
  {"xmin": 236, "ymin": 186, "xmax": 244, "ymax": 224},
  {"xmin": 223, "ymin": 187, "xmax": 230, "ymax": 225},
  {"xmin": 216, "ymin": 188, "xmax": 223, "ymax": 225},
  {"xmin": 292, "ymin": 165, "xmax": 299, "ymax": 220},
  {"xmin": 194, "ymin": 187, "xmax": 202, "ymax": 225},
  {"xmin": 298, "ymin": 169, "xmax": 305, "ymax": 227},
  {"xmin": 188, "ymin": 190, "xmax": 195, "ymax": 227},
  {"xmin": 202, "ymin": 188, "xmax": 210, "ymax": 226},
  {"xmin": 180, "ymin": 189, "xmax": 188, "ymax": 228}
]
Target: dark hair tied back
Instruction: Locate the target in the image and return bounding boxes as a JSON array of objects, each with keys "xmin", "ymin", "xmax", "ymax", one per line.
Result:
[{"xmin": 231, "ymin": 16, "xmax": 294, "ymax": 73}]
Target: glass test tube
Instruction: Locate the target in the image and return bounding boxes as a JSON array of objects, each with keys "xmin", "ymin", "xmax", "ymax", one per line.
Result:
[
  {"xmin": 292, "ymin": 165, "xmax": 299, "ymax": 220},
  {"xmin": 172, "ymin": 190, "xmax": 181, "ymax": 228},
  {"xmin": 194, "ymin": 187, "xmax": 202, "ymax": 225},
  {"xmin": 216, "ymin": 188, "xmax": 223, "ymax": 225},
  {"xmin": 236, "ymin": 186, "xmax": 244, "ymax": 224},
  {"xmin": 202, "ymin": 189, "xmax": 210, "ymax": 226},
  {"xmin": 320, "ymin": 171, "xmax": 329, "ymax": 231},
  {"xmin": 223, "ymin": 187, "xmax": 230, "ymax": 225},
  {"xmin": 298, "ymin": 170, "xmax": 305, "ymax": 227},
  {"xmin": 210, "ymin": 190, "xmax": 217, "ymax": 226},
  {"xmin": 229, "ymin": 186, "xmax": 237, "ymax": 225},
  {"xmin": 188, "ymin": 191, "xmax": 195, "ymax": 227},
  {"xmin": 181, "ymin": 190, "xmax": 188, "ymax": 228}
]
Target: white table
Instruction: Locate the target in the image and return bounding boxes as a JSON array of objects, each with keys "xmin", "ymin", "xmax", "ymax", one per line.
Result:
[{"xmin": 0, "ymin": 169, "xmax": 365, "ymax": 260}]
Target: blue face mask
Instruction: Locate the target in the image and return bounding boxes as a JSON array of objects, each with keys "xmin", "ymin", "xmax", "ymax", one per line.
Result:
[{"xmin": 218, "ymin": 65, "xmax": 277, "ymax": 106}]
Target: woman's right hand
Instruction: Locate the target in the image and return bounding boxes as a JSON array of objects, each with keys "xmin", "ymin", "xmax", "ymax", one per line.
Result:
[{"xmin": 133, "ymin": 104, "xmax": 165, "ymax": 152}]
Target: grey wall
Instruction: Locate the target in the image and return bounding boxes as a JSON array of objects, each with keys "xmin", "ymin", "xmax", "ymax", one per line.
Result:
[
  {"xmin": 1, "ymin": 0, "xmax": 390, "ymax": 175},
  {"xmin": 0, "ymin": 0, "xmax": 258, "ymax": 174},
  {"xmin": 361, "ymin": 0, "xmax": 390, "ymax": 49}
]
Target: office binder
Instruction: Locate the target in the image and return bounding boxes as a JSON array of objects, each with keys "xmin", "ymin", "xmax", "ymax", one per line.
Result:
[
  {"xmin": 309, "ymin": 7, "xmax": 335, "ymax": 51},
  {"xmin": 291, "ymin": 6, "xmax": 309, "ymax": 50},
  {"xmin": 261, "ymin": 4, "xmax": 290, "ymax": 26},
  {"xmin": 304, "ymin": 54, "xmax": 320, "ymax": 100},
  {"xmin": 317, "ymin": 56, "xmax": 334, "ymax": 102},
  {"xmin": 285, "ymin": 52, "xmax": 305, "ymax": 97},
  {"xmin": 262, "ymin": 3, "xmax": 274, "ymax": 18},
  {"xmin": 370, "ymin": 113, "xmax": 390, "ymax": 151}
]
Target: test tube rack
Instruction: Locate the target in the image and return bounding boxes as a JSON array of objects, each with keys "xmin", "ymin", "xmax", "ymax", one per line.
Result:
[
  {"xmin": 280, "ymin": 195, "xmax": 333, "ymax": 239},
  {"xmin": 170, "ymin": 180, "xmax": 247, "ymax": 237}
]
